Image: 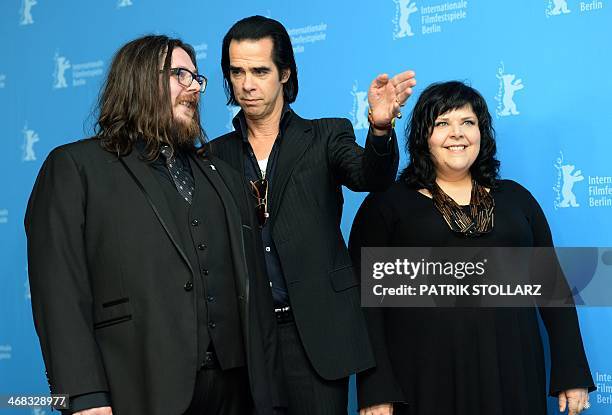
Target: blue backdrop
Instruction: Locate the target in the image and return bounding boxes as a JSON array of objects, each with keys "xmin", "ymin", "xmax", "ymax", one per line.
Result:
[{"xmin": 1, "ymin": 0, "xmax": 611, "ymax": 414}]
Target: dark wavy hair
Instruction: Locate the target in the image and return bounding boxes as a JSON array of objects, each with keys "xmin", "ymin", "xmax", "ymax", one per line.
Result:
[
  {"xmin": 221, "ymin": 15, "xmax": 299, "ymax": 106},
  {"xmin": 399, "ymin": 81, "xmax": 500, "ymax": 189},
  {"xmin": 94, "ymin": 35, "xmax": 204, "ymax": 159}
]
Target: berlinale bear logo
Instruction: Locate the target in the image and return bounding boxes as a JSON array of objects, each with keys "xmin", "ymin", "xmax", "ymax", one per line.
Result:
[
  {"xmin": 350, "ymin": 82, "xmax": 369, "ymax": 131},
  {"xmin": 393, "ymin": 0, "xmax": 418, "ymax": 39}
]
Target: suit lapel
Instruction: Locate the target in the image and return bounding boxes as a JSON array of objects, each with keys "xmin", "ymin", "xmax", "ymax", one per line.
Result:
[
  {"xmin": 211, "ymin": 134, "xmax": 244, "ymax": 175},
  {"xmin": 269, "ymin": 115, "xmax": 313, "ymax": 222},
  {"xmin": 119, "ymin": 150, "xmax": 194, "ymax": 276}
]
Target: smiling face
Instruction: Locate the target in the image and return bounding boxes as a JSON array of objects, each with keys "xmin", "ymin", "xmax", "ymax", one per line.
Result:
[
  {"xmin": 428, "ymin": 104, "xmax": 481, "ymax": 180},
  {"xmin": 168, "ymin": 47, "xmax": 200, "ymax": 126},
  {"xmin": 228, "ymin": 37, "xmax": 289, "ymax": 121}
]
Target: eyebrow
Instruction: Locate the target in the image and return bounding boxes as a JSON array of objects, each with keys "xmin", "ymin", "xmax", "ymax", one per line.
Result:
[
  {"xmin": 174, "ymin": 66, "xmax": 197, "ymax": 73},
  {"xmin": 435, "ymin": 115, "xmax": 477, "ymax": 120},
  {"xmin": 229, "ymin": 65, "xmax": 271, "ymax": 72}
]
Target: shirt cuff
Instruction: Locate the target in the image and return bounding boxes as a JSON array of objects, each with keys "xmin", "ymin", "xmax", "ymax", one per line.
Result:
[
  {"xmin": 63, "ymin": 392, "xmax": 111, "ymax": 414},
  {"xmin": 368, "ymin": 126, "xmax": 393, "ymax": 155}
]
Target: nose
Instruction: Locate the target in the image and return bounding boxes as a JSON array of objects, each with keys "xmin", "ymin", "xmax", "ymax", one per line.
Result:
[
  {"xmin": 450, "ymin": 122, "xmax": 464, "ymax": 138},
  {"xmin": 186, "ymin": 77, "xmax": 200, "ymax": 93},
  {"xmin": 242, "ymin": 73, "xmax": 255, "ymax": 92}
]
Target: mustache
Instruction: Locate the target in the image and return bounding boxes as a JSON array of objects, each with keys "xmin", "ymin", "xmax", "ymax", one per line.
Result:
[{"xmin": 176, "ymin": 93, "xmax": 199, "ymax": 105}]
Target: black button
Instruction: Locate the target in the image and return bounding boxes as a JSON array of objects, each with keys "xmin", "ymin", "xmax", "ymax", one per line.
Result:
[
  {"xmin": 184, "ymin": 281, "xmax": 193, "ymax": 291},
  {"xmin": 207, "ymin": 296, "xmax": 215, "ymax": 302},
  {"xmin": 202, "ymin": 269, "xmax": 209, "ymax": 276},
  {"xmin": 191, "ymin": 219, "xmax": 199, "ymax": 226},
  {"xmin": 197, "ymin": 243, "xmax": 206, "ymax": 250},
  {"xmin": 208, "ymin": 321, "xmax": 216, "ymax": 329}
]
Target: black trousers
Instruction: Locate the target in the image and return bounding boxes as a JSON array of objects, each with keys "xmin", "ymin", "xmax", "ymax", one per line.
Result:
[
  {"xmin": 278, "ymin": 320, "xmax": 349, "ymax": 415},
  {"xmin": 183, "ymin": 364, "xmax": 251, "ymax": 415}
]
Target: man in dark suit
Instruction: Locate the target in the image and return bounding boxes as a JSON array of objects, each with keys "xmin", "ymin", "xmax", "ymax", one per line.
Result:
[
  {"xmin": 210, "ymin": 16, "xmax": 416, "ymax": 415},
  {"xmin": 25, "ymin": 35, "xmax": 282, "ymax": 415}
]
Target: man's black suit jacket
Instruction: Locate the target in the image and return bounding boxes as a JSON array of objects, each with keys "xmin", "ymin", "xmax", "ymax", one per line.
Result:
[
  {"xmin": 25, "ymin": 139, "xmax": 283, "ymax": 414},
  {"xmin": 210, "ymin": 113, "xmax": 400, "ymax": 381}
]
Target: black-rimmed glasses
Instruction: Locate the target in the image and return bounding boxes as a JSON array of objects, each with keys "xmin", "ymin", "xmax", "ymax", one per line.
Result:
[
  {"xmin": 249, "ymin": 178, "xmax": 269, "ymax": 227},
  {"xmin": 160, "ymin": 67, "xmax": 207, "ymax": 93}
]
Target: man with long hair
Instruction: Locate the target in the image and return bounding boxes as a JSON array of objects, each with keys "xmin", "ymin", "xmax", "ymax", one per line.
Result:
[
  {"xmin": 210, "ymin": 15, "xmax": 416, "ymax": 415},
  {"xmin": 25, "ymin": 35, "xmax": 281, "ymax": 415}
]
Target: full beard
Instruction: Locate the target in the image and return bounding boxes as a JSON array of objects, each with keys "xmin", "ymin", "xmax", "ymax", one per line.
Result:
[{"xmin": 169, "ymin": 113, "xmax": 201, "ymax": 150}]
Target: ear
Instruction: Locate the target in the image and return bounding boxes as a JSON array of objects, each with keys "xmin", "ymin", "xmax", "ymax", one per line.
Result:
[{"xmin": 280, "ymin": 69, "xmax": 291, "ymax": 84}]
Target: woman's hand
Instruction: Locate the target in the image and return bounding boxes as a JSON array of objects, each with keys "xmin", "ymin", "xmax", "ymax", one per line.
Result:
[
  {"xmin": 559, "ymin": 388, "xmax": 589, "ymax": 414},
  {"xmin": 360, "ymin": 403, "xmax": 393, "ymax": 415}
]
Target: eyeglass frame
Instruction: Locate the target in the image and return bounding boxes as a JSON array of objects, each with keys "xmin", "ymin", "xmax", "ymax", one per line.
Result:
[{"xmin": 160, "ymin": 67, "xmax": 208, "ymax": 93}]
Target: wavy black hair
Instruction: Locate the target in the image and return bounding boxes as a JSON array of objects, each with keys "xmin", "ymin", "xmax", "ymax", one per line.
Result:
[
  {"xmin": 221, "ymin": 15, "xmax": 299, "ymax": 106},
  {"xmin": 399, "ymin": 81, "xmax": 500, "ymax": 189}
]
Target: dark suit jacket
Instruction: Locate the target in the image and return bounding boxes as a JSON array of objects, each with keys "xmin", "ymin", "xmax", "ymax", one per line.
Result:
[
  {"xmin": 25, "ymin": 138, "xmax": 283, "ymax": 415},
  {"xmin": 209, "ymin": 113, "xmax": 400, "ymax": 381}
]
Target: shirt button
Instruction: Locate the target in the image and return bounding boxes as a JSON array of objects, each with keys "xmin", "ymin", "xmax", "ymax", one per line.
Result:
[
  {"xmin": 191, "ymin": 219, "xmax": 199, "ymax": 227},
  {"xmin": 208, "ymin": 321, "xmax": 216, "ymax": 329},
  {"xmin": 198, "ymin": 243, "xmax": 207, "ymax": 250},
  {"xmin": 202, "ymin": 269, "xmax": 209, "ymax": 276},
  {"xmin": 265, "ymin": 246, "xmax": 271, "ymax": 252},
  {"xmin": 207, "ymin": 296, "xmax": 215, "ymax": 302},
  {"xmin": 184, "ymin": 281, "xmax": 193, "ymax": 291}
]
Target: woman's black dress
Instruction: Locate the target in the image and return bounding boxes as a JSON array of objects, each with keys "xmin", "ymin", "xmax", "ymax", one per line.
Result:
[{"xmin": 349, "ymin": 180, "xmax": 595, "ymax": 415}]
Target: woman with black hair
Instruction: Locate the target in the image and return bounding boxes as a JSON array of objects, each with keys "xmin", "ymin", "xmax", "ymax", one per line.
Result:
[{"xmin": 350, "ymin": 81, "xmax": 594, "ymax": 415}]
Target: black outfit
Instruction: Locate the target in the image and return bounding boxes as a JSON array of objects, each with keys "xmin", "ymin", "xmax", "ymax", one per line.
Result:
[
  {"xmin": 348, "ymin": 179, "xmax": 595, "ymax": 415},
  {"xmin": 238, "ymin": 107, "xmax": 291, "ymax": 306},
  {"xmin": 210, "ymin": 109, "xmax": 401, "ymax": 414},
  {"xmin": 25, "ymin": 138, "xmax": 283, "ymax": 415}
]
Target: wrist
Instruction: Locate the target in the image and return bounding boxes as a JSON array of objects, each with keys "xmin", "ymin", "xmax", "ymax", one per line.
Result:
[{"xmin": 368, "ymin": 108, "xmax": 395, "ymax": 134}]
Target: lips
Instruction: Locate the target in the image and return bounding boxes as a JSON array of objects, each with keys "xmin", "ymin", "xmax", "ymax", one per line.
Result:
[
  {"xmin": 241, "ymin": 98, "xmax": 261, "ymax": 105},
  {"xmin": 445, "ymin": 145, "xmax": 467, "ymax": 152},
  {"xmin": 176, "ymin": 100, "xmax": 197, "ymax": 116}
]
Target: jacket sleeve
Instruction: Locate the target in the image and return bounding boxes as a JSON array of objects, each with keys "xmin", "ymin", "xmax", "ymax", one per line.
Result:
[
  {"xmin": 24, "ymin": 147, "xmax": 109, "ymax": 402},
  {"xmin": 521, "ymin": 185, "xmax": 595, "ymax": 396},
  {"xmin": 325, "ymin": 118, "xmax": 399, "ymax": 192},
  {"xmin": 348, "ymin": 193, "xmax": 406, "ymax": 409}
]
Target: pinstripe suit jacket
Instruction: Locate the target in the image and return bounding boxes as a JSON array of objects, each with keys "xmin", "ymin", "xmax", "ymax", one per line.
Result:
[{"xmin": 210, "ymin": 112, "xmax": 399, "ymax": 380}]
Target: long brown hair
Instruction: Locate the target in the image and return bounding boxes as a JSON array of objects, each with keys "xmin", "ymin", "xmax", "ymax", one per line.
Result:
[{"xmin": 95, "ymin": 35, "xmax": 204, "ymax": 159}]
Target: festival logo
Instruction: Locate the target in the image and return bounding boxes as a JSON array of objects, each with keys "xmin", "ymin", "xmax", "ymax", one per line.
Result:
[
  {"xmin": 52, "ymin": 52, "xmax": 71, "ymax": 89},
  {"xmin": 495, "ymin": 62, "xmax": 524, "ymax": 118},
  {"xmin": 393, "ymin": 0, "xmax": 418, "ymax": 39},
  {"xmin": 52, "ymin": 52, "xmax": 104, "ymax": 89},
  {"xmin": 19, "ymin": 0, "xmax": 37, "ymax": 25},
  {"xmin": 546, "ymin": 0, "xmax": 571, "ymax": 16},
  {"xmin": 554, "ymin": 152, "xmax": 584, "ymax": 209},
  {"xmin": 22, "ymin": 123, "xmax": 39, "ymax": 162},
  {"xmin": 350, "ymin": 81, "xmax": 369, "ymax": 131},
  {"xmin": 287, "ymin": 23, "xmax": 327, "ymax": 54}
]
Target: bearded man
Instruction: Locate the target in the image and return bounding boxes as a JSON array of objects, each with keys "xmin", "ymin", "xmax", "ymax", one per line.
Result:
[{"xmin": 25, "ymin": 35, "xmax": 282, "ymax": 415}]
